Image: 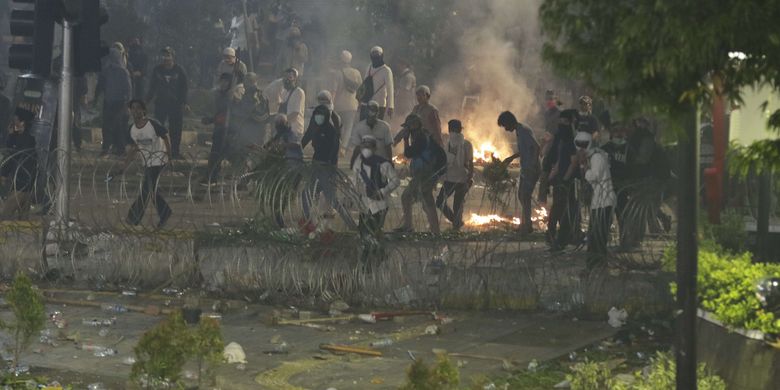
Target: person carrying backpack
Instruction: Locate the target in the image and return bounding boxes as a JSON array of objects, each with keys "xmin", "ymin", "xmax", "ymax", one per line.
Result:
[{"xmin": 395, "ymin": 114, "xmax": 444, "ymax": 234}]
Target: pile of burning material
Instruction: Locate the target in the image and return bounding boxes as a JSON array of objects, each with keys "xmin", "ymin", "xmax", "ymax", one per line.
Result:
[
  {"xmin": 465, "ymin": 206, "xmax": 549, "ymax": 231},
  {"xmin": 480, "ymin": 155, "xmax": 513, "ymax": 207}
]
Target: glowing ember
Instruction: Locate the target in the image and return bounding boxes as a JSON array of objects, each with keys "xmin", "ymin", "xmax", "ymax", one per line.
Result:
[{"xmin": 392, "ymin": 155, "xmax": 406, "ymax": 165}]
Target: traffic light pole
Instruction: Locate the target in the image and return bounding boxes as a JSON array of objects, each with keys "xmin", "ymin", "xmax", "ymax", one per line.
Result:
[{"xmin": 55, "ymin": 19, "xmax": 73, "ymax": 228}]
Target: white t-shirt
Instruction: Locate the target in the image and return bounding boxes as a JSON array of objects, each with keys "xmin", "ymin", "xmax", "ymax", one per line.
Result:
[
  {"xmin": 350, "ymin": 119, "xmax": 393, "ymax": 159},
  {"xmin": 281, "ymin": 87, "xmax": 305, "ymax": 139},
  {"xmin": 364, "ymin": 65, "xmax": 394, "ymax": 109},
  {"xmin": 131, "ymin": 120, "xmax": 168, "ymax": 167}
]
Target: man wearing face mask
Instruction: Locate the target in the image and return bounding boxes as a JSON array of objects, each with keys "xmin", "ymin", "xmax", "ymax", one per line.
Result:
[
  {"xmin": 302, "ymin": 104, "xmax": 355, "ymax": 227},
  {"xmin": 146, "ymin": 47, "xmax": 189, "ymax": 159},
  {"xmin": 0, "ymin": 108, "xmax": 37, "ymax": 220},
  {"xmin": 602, "ymin": 123, "xmax": 634, "ymax": 249},
  {"xmin": 435, "ymin": 120, "xmax": 473, "ymax": 231},
  {"xmin": 357, "ymin": 46, "xmax": 394, "ymax": 121},
  {"xmin": 315, "ymin": 90, "xmax": 341, "ymax": 130},
  {"xmin": 575, "ymin": 131, "xmax": 616, "ymax": 265},
  {"xmin": 350, "ymin": 101, "xmax": 393, "ymax": 164},
  {"xmin": 395, "ymin": 114, "xmax": 443, "ymax": 234},
  {"xmin": 352, "ymin": 136, "xmax": 400, "ymax": 243}
]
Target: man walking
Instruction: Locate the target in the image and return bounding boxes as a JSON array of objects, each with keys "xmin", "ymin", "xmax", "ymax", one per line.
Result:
[
  {"xmin": 436, "ymin": 119, "xmax": 473, "ymax": 231},
  {"xmin": 499, "ymin": 111, "xmax": 541, "ymax": 234},
  {"xmin": 119, "ymin": 100, "xmax": 172, "ymax": 228},
  {"xmin": 395, "ymin": 114, "xmax": 444, "ymax": 234},
  {"xmin": 146, "ymin": 47, "xmax": 188, "ymax": 159}
]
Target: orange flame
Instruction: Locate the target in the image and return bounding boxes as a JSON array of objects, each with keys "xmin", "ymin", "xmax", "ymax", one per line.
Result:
[{"xmin": 465, "ymin": 206, "xmax": 549, "ymax": 230}]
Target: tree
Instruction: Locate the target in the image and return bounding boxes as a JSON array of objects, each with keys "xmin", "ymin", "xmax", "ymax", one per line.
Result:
[
  {"xmin": 539, "ymin": 0, "xmax": 780, "ymax": 166},
  {"xmin": 0, "ymin": 273, "xmax": 46, "ymax": 371}
]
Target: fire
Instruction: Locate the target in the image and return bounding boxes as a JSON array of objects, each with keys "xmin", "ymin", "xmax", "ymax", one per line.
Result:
[
  {"xmin": 392, "ymin": 155, "xmax": 406, "ymax": 165},
  {"xmin": 473, "ymin": 142, "xmax": 502, "ymax": 164},
  {"xmin": 465, "ymin": 206, "xmax": 549, "ymax": 230}
]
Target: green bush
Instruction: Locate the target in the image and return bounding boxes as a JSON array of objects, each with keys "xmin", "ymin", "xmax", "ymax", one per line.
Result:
[
  {"xmin": 696, "ymin": 250, "xmax": 780, "ymax": 334},
  {"xmin": 567, "ymin": 352, "xmax": 725, "ymax": 390},
  {"xmin": 400, "ymin": 355, "xmax": 460, "ymax": 390},
  {"xmin": 701, "ymin": 209, "xmax": 748, "ymax": 254},
  {"xmin": 191, "ymin": 317, "xmax": 225, "ymax": 387},
  {"xmin": 131, "ymin": 311, "xmax": 195, "ymax": 388},
  {"xmin": 0, "ymin": 273, "xmax": 46, "ymax": 370}
]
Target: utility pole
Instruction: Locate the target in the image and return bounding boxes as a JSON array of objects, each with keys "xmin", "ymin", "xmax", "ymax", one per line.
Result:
[
  {"xmin": 55, "ymin": 19, "xmax": 73, "ymax": 228},
  {"xmin": 676, "ymin": 110, "xmax": 699, "ymax": 389}
]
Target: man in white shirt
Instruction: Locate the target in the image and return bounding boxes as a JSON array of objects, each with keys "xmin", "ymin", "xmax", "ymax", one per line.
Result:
[
  {"xmin": 216, "ymin": 47, "xmax": 247, "ymax": 88},
  {"xmin": 332, "ymin": 50, "xmax": 362, "ymax": 150},
  {"xmin": 276, "ymin": 67, "xmax": 305, "ymax": 140},
  {"xmin": 349, "ymin": 101, "xmax": 393, "ymax": 164},
  {"xmin": 575, "ymin": 131, "xmax": 616, "ymax": 264},
  {"xmin": 357, "ymin": 46, "xmax": 394, "ymax": 121},
  {"xmin": 119, "ymin": 100, "xmax": 173, "ymax": 228}
]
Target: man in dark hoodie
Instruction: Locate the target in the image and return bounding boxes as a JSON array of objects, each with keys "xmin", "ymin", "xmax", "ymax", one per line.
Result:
[
  {"xmin": 301, "ymin": 104, "xmax": 354, "ymax": 228},
  {"xmin": 127, "ymin": 37, "xmax": 148, "ymax": 100},
  {"xmin": 95, "ymin": 47, "xmax": 132, "ymax": 157},
  {"xmin": 1, "ymin": 108, "xmax": 37, "ymax": 219},
  {"xmin": 146, "ymin": 47, "xmax": 188, "ymax": 159},
  {"xmin": 547, "ymin": 109, "xmax": 580, "ymax": 251}
]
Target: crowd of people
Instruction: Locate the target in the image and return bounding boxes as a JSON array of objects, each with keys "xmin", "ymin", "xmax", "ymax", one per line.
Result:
[{"xmin": 0, "ymin": 2, "xmax": 672, "ymax": 263}]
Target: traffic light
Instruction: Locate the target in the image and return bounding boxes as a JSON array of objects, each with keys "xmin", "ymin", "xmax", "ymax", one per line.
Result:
[
  {"xmin": 8, "ymin": 0, "xmax": 57, "ymax": 76},
  {"xmin": 74, "ymin": 0, "xmax": 109, "ymax": 74}
]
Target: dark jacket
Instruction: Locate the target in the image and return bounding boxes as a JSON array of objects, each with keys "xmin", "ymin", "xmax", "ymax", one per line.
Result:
[
  {"xmin": 3, "ymin": 130, "xmax": 37, "ymax": 192},
  {"xmin": 302, "ymin": 106, "xmax": 340, "ymax": 165},
  {"xmin": 554, "ymin": 124, "xmax": 577, "ymax": 184},
  {"xmin": 127, "ymin": 44, "xmax": 148, "ymax": 77},
  {"xmin": 146, "ymin": 64, "xmax": 188, "ymax": 106}
]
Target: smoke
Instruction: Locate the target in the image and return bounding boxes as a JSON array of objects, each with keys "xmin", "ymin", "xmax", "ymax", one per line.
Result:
[{"xmin": 430, "ymin": 0, "xmax": 545, "ymax": 158}]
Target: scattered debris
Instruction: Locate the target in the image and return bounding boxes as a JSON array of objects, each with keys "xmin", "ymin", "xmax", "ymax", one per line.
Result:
[
  {"xmin": 330, "ymin": 300, "xmax": 350, "ymax": 312},
  {"xmin": 82, "ymin": 318, "xmax": 116, "ymax": 327},
  {"xmin": 319, "ymin": 344, "xmax": 382, "ymax": 357},
  {"xmin": 527, "ymin": 358, "xmax": 539, "ymax": 372},
  {"xmin": 369, "ymin": 338, "xmax": 394, "ymax": 347},
  {"xmin": 424, "ymin": 325, "xmax": 440, "ymax": 335},
  {"xmin": 553, "ymin": 379, "xmax": 571, "ymax": 388}
]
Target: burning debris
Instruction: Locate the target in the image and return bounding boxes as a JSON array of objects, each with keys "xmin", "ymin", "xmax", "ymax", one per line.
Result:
[{"xmin": 465, "ymin": 206, "xmax": 548, "ymax": 231}]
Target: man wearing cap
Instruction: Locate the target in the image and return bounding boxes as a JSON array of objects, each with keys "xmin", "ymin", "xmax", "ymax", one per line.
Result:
[
  {"xmin": 1, "ymin": 108, "xmax": 37, "ymax": 219},
  {"xmin": 574, "ymin": 130, "xmax": 615, "ymax": 264},
  {"xmin": 274, "ymin": 68, "xmax": 306, "ymax": 141},
  {"xmin": 436, "ymin": 119, "xmax": 473, "ymax": 230},
  {"xmin": 333, "ymin": 50, "xmax": 362, "ymax": 149},
  {"xmin": 358, "ymin": 46, "xmax": 394, "ymax": 121},
  {"xmin": 352, "ymin": 135, "xmax": 400, "ymax": 239},
  {"xmin": 216, "ymin": 47, "xmax": 247, "ymax": 88},
  {"xmin": 349, "ymin": 101, "xmax": 393, "ymax": 164},
  {"xmin": 146, "ymin": 47, "xmax": 189, "ymax": 159},
  {"xmin": 395, "ymin": 114, "xmax": 440, "ymax": 234}
]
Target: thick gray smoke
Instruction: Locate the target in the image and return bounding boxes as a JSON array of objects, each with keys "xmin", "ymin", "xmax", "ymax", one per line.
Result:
[{"xmin": 431, "ymin": 0, "xmax": 544, "ymax": 159}]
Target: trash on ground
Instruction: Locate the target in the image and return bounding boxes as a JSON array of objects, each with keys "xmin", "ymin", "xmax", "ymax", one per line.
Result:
[
  {"xmin": 87, "ymin": 383, "xmax": 106, "ymax": 390},
  {"xmin": 527, "ymin": 359, "xmax": 539, "ymax": 372},
  {"xmin": 607, "ymin": 307, "xmax": 628, "ymax": 328},
  {"xmin": 330, "ymin": 300, "xmax": 350, "ymax": 312},
  {"xmin": 369, "ymin": 338, "xmax": 394, "ymax": 347},
  {"xmin": 80, "ymin": 343, "xmax": 117, "ymax": 357},
  {"xmin": 49, "ymin": 311, "xmax": 67, "ymax": 329},
  {"xmin": 424, "ymin": 325, "xmax": 440, "ymax": 335},
  {"xmin": 223, "ymin": 341, "xmax": 248, "ymax": 363},
  {"xmin": 82, "ymin": 318, "xmax": 116, "ymax": 327},
  {"xmin": 101, "ymin": 304, "xmax": 128, "ymax": 313}
]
